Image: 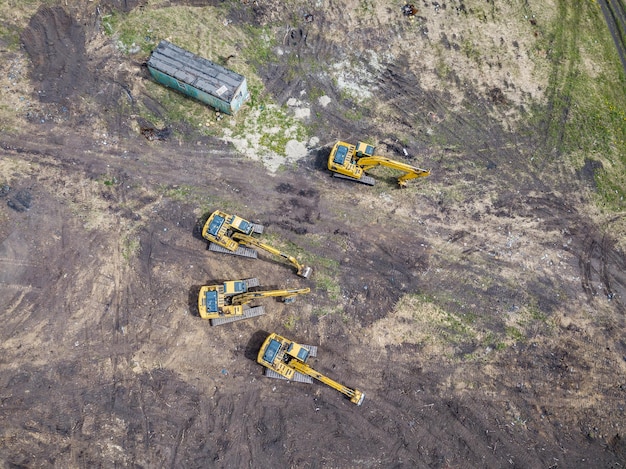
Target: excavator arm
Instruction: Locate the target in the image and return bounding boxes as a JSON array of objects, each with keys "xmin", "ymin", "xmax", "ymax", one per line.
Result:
[
  {"xmin": 231, "ymin": 287, "xmax": 310, "ymax": 305},
  {"xmin": 290, "ymin": 360, "xmax": 365, "ymax": 406},
  {"xmin": 232, "ymin": 233, "xmax": 312, "ymax": 278},
  {"xmin": 356, "ymin": 156, "xmax": 430, "ymax": 188}
]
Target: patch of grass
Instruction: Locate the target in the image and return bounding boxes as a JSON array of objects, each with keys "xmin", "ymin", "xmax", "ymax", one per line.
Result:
[
  {"xmin": 315, "ymin": 274, "xmax": 341, "ymax": 301},
  {"xmin": 505, "ymin": 325, "xmax": 525, "ymax": 342},
  {"xmin": 528, "ymin": 304, "xmax": 547, "ymax": 322},
  {"xmin": 99, "ymin": 174, "xmax": 119, "ymax": 186},
  {"xmin": 122, "ymin": 235, "xmax": 140, "ymax": 262},
  {"xmin": 312, "ymin": 306, "xmax": 340, "ymax": 318},
  {"xmin": 533, "ymin": 0, "xmax": 626, "ymax": 210},
  {"xmin": 160, "ymin": 184, "xmax": 193, "ymax": 201},
  {"xmin": 103, "ymin": 6, "xmax": 240, "ymax": 57},
  {"xmin": 308, "ymin": 85, "xmax": 325, "ymax": 102},
  {"xmin": 358, "ymin": 0, "xmax": 376, "ymax": 16},
  {"xmin": 283, "ymin": 314, "xmax": 297, "ymax": 330},
  {"xmin": 444, "ymin": 312, "xmax": 472, "ymax": 336},
  {"xmin": 0, "ymin": 23, "xmax": 21, "ymax": 50},
  {"xmin": 241, "ymin": 24, "xmax": 276, "ymax": 70},
  {"xmin": 137, "ymin": 72, "xmax": 217, "ymax": 136},
  {"xmin": 246, "ymin": 82, "xmax": 268, "ymax": 109},
  {"xmin": 226, "ymin": 101, "xmax": 309, "ymax": 158},
  {"xmin": 0, "ymin": 0, "xmax": 56, "ymax": 34},
  {"xmin": 461, "ymin": 39, "xmax": 482, "ymax": 65}
]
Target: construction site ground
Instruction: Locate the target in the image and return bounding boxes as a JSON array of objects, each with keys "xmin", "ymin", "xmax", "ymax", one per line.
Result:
[{"xmin": 1, "ymin": 1, "xmax": 626, "ymax": 467}]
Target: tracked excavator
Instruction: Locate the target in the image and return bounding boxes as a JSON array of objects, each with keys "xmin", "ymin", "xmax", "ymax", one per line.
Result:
[
  {"xmin": 257, "ymin": 332, "xmax": 365, "ymax": 406},
  {"xmin": 198, "ymin": 278, "xmax": 310, "ymax": 326},
  {"xmin": 328, "ymin": 140, "xmax": 430, "ymax": 187},
  {"xmin": 201, "ymin": 210, "xmax": 312, "ymax": 278}
]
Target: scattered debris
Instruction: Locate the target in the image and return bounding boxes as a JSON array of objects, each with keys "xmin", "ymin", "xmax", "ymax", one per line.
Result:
[
  {"xmin": 284, "ymin": 28, "xmax": 305, "ymax": 47},
  {"xmin": 402, "ymin": 4, "xmax": 418, "ymax": 16},
  {"xmin": 488, "ymin": 87, "xmax": 507, "ymax": 105},
  {"xmin": 219, "ymin": 54, "xmax": 236, "ymax": 66},
  {"xmin": 304, "ymin": 13, "xmax": 314, "ymax": 23},
  {"xmin": 7, "ymin": 189, "xmax": 32, "ymax": 212},
  {"xmin": 141, "ymin": 126, "xmax": 171, "ymax": 141}
]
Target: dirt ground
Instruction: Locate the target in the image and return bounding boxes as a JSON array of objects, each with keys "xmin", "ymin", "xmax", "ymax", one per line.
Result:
[{"xmin": 1, "ymin": 1, "xmax": 626, "ymax": 468}]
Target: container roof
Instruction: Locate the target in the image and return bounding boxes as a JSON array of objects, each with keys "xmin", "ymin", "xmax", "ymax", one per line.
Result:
[{"xmin": 147, "ymin": 40, "xmax": 245, "ymax": 102}]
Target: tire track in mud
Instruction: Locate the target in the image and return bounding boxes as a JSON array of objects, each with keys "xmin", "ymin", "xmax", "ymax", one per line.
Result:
[
  {"xmin": 21, "ymin": 6, "xmax": 89, "ymax": 104},
  {"xmin": 533, "ymin": 1, "xmax": 582, "ymax": 168},
  {"xmin": 579, "ymin": 232, "xmax": 626, "ymax": 310},
  {"xmin": 599, "ymin": 0, "xmax": 626, "ymax": 76},
  {"xmin": 376, "ymin": 60, "xmax": 540, "ymax": 191},
  {"xmin": 497, "ymin": 192, "xmax": 626, "ymax": 313}
]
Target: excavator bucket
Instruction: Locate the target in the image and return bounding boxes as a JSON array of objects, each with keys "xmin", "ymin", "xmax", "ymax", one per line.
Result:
[{"xmin": 298, "ymin": 265, "xmax": 312, "ymax": 279}]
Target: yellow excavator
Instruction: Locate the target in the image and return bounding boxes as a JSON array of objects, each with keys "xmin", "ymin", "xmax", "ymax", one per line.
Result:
[
  {"xmin": 257, "ymin": 332, "xmax": 365, "ymax": 406},
  {"xmin": 198, "ymin": 278, "xmax": 310, "ymax": 326},
  {"xmin": 201, "ymin": 210, "xmax": 312, "ymax": 279},
  {"xmin": 328, "ymin": 140, "xmax": 430, "ymax": 187}
]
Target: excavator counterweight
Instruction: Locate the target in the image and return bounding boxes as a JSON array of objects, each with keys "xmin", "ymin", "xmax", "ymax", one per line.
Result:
[
  {"xmin": 328, "ymin": 140, "xmax": 430, "ymax": 187},
  {"xmin": 198, "ymin": 279, "xmax": 309, "ymax": 326},
  {"xmin": 257, "ymin": 332, "xmax": 365, "ymax": 406}
]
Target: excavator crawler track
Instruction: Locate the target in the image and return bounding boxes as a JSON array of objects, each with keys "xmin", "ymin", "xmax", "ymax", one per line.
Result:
[
  {"xmin": 210, "ymin": 306, "xmax": 265, "ymax": 326},
  {"xmin": 209, "ymin": 242, "xmax": 257, "ymax": 258},
  {"xmin": 244, "ymin": 278, "xmax": 260, "ymax": 289},
  {"xmin": 251, "ymin": 223, "xmax": 264, "ymax": 234},
  {"xmin": 301, "ymin": 345, "xmax": 317, "ymax": 357},
  {"xmin": 264, "ymin": 368, "xmax": 314, "ymax": 384},
  {"xmin": 332, "ymin": 172, "xmax": 376, "ymax": 186}
]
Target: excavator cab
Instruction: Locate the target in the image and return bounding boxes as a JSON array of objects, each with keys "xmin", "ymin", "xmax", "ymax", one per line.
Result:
[
  {"xmin": 226, "ymin": 214, "xmax": 255, "ymax": 236},
  {"xmin": 286, "ymin": 341, "xmax": 310, "ymax": 361},
  {"xmin": 355, "ymin": 141, "xmax": 375, "ymax": 158}
]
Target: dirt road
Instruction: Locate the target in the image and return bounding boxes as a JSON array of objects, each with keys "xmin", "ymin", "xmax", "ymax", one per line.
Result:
[{"xmin": 1, "ymin": 1, "xmax": 626, "ymax": 467}]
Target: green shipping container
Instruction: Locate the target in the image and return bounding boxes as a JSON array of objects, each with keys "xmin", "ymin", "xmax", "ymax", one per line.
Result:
[{"xmin": 146, "ymin": 40, "xmax": 249, "ymax": 115}]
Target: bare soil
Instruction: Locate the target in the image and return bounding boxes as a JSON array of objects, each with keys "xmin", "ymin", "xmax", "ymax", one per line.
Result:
[{"xmin": 1, "ymin": 1, "xmax": 626, "ymax": 468}]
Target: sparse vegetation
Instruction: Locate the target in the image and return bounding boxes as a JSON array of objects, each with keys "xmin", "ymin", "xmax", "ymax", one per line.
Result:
[
  {"xmin": 532, "ymin": 1, "xmax": 626, "ymax": 210},
  {"xmin": 122, "ymin": 234, "xmax": 140, "ymax": 261},
  {"xmin": 315, "ymin": 274, "xmax": 341, "ymax": 301},
  {"xmin": 283, "ymin": 313, "xmax": 297, "ymax": 330}
]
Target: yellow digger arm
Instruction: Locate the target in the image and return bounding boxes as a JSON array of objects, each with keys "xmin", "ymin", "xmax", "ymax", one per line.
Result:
[
  {"xmin": 232, "ymin": 233, "xmax": 313, "ymax": 278},
  {"xmin": 290, "ymin": 360, "xmax": 365, "ymax": 406},
  {"xmin": 357, "ymin": 156, "xmax": 430, "ymax": 187},
  {"xmin": 231, "ymin": 288, "xmax": 310, "ymax": 305}
]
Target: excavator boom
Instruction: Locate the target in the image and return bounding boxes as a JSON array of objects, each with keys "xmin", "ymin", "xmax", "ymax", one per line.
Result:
[
  {"xmin": 231, "ymin": 287, "xmax": 310, "ymax": 305},
  {"xmin": 356, "ymin": 156, "xmax": 430, "ymax": 187},
  {"xmin": 233, "ymin": 233, "xmax": 312, "ymax": 278},
  {"xmin": 290, "ymin": 360, "xmax": 365, "ymax": 405}
]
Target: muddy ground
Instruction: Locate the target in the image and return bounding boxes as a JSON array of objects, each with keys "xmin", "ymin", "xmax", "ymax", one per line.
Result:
[{"xmin": 1, "ymin": 1, "xmax": 626, "ymax": 468}]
